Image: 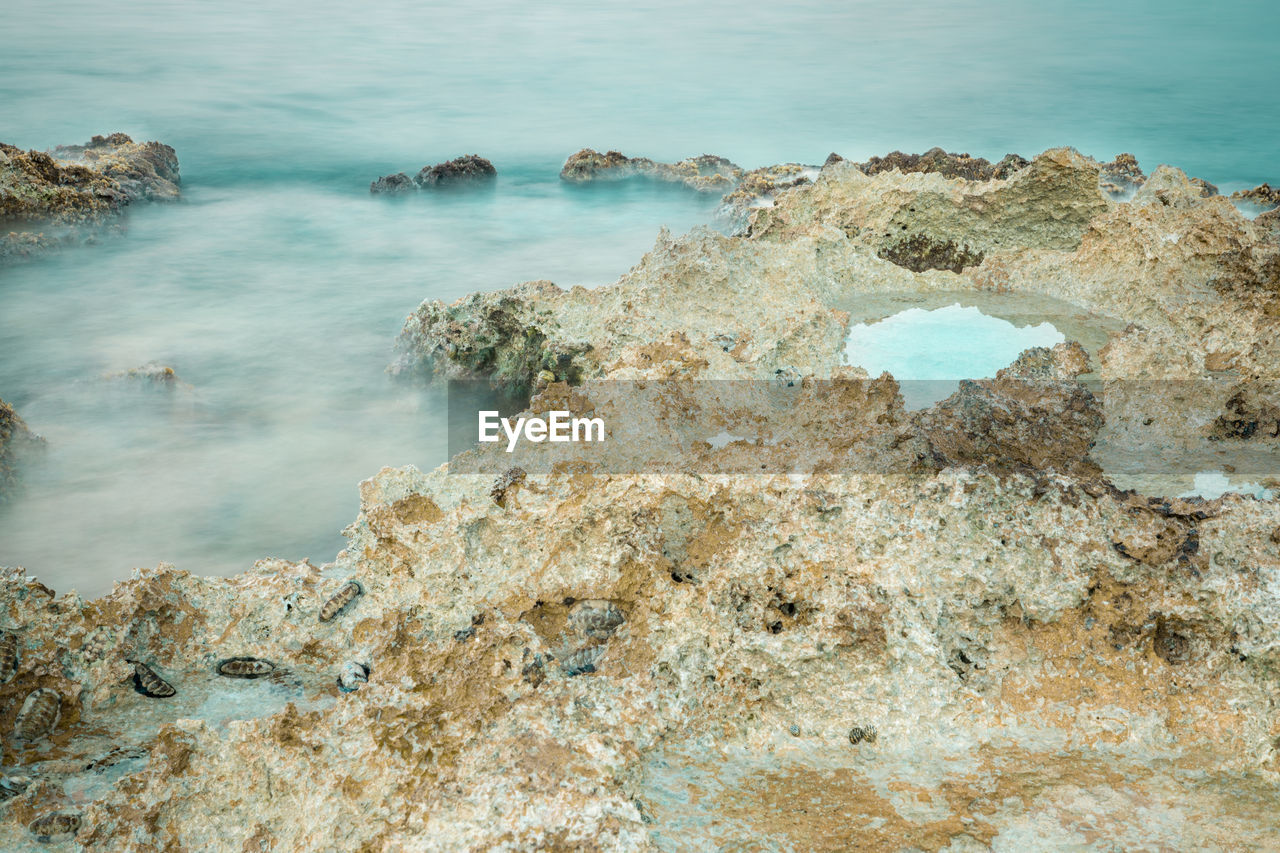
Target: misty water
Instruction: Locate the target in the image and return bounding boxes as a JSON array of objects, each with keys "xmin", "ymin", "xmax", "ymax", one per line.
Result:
[{"xmin": 2, "ymin": 0, "xmax": 1278, "ymax": 596}]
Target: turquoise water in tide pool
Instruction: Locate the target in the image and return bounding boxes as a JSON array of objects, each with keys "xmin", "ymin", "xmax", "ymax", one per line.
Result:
[{"xmin": 2, "ymin": 0, "xmax": 1278, "ymax": 595}]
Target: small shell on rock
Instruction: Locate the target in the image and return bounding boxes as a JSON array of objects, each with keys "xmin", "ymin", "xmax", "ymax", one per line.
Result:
[
  {"xmin": 337, "ymin": 661, "xmax": 370, "ymax": 693},
  {"xmin": 28, "ymin": 811, "xmax": 81, "ymax": 843},
  {"xmin": 0, "ymin": 628, "xmax": 16, "ymax": 684},
  {"xmin": 85, "ymin": 746, "xmax": 147, "ymax": 773},
  {"xmin": 567, "ymin": 600, "xmax": 625, "ymax": 641},
  {"xmin": 216, "ymin": 657, "xmax": 276, "ymax": 679},
  {"xmin": 848, "ymin": 725, "xmax": 878, "ymax": 746},
  {"xmin": 559, "ymin": 644, "xmax": 604, "ymax": 677},
  {"xmin": 319, "ymin": 580, "xmax": 364, "ymax": 623},
  {"xmin": 14, "ymin": 688, "xmax": 62, "ymax": 742},
  {"xmin": 129, "ymin": 660, "xmax": 176, "ymax": 698}
]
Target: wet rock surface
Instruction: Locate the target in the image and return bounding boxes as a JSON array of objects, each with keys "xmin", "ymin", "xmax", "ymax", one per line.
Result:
[
  {"xmin": 370, "ymin": 154, "xmax": 497, "ymax": 193},
  {"xmin": 6, "ymin": 144, "xmax": 1280, "ymax": 848}
]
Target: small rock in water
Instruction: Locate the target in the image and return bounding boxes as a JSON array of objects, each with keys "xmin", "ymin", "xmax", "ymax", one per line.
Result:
[
  {"xmin": 338, "ymin": 661, "xmax": 370, "ymax": 693},
  {"xmin": 14, "ymin": 687, "xmax": 62, "ymax": 742},
  {"xmin": 28, "ymin": 811, "xmax": 81, "ymax": 843},
  {"xmin": 319, "ymin": 580, "xmax": 364, "ymax": 623},
  {"xmin": 216, "ymin": 657, "xmax": 276, "ymax": 679},
  {"xmin": 128, "ymin": 659, "xmax": 177, "ymax": 698},
  {"xmin": 371, "ymin": 155, "xmax": 496, "ymax": 193}
]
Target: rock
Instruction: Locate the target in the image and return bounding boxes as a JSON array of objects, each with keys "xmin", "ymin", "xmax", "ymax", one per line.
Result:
[
  {"xmin": 1098, "ymin": 152, "xmax": 1145, "ymax": 197},
  {"xmin": 1231, "ymin": 182, "xmax": 1280, "ymax": 211},
  {"xmin": 0, "ymin": 397, "xmax": 43, "ymax": 503},
  {"xmin": 559, "ymin": 148, "xmax": 741, "ymax": 192},
  {"xmin": 368, "ymin": 172, "xmax": 413, "ymax": 194},
  {"xmin": 8, "ymin": 143, "xmax": 1280, "ymax": 849},
  {"xmin": 414, "ymin": 154, "xmax": 496, "ymax": 187},
  {"xmin": 855, "ymin": 146, "xmax": 1028, "ymax": 181},
  {"xmin": 0, "ymin": 133, "xmax": 179, "ymax": 262},
  {"xmin": 916, "ymin": 343, "xmax": 1105, "ymax": 478},
  {"xmin": 370, "ymin": 155, "xmax": 496, "ymax": 193},
  {"xmin": 391, "ymin": 280, "xmax": 594, "ymax": 394}
]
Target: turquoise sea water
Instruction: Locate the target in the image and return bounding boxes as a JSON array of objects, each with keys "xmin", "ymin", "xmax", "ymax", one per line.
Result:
[{"xmin": 2, "ymin": 0, "xmax": 1278, "ymax": 595}]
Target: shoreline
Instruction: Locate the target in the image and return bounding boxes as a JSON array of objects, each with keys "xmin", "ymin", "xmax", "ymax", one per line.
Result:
[{"xmin": 3, "ymin": 142, "xmax": 1280, "ymax": 848}]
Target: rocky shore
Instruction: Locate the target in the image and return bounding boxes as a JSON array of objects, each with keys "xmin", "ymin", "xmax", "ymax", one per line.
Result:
[
  {"xmin": 4, "ymin": 146, "xmax": 1280, "ymax": 849},
  {"xmin": 0, "ymin": 134, "xmax": 179, "ymax": 263}
]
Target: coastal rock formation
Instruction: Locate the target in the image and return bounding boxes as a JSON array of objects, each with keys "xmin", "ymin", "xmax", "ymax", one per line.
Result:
[
  {"xmin": 560, "ymin": 148, "xmax": 742, "ymax": 192},
  {"xmin": 6, "ymin": 144, "xmax": 1280, "ymax": 848},
  {"xmin": 369, "ymin": 155, "xmax": 496, "ymax": 193},
  {"xmin": 855, "ymin": 146, "xmax": 1029, "ymax": 181},
  {"xmin": 0, "ymin": 398, "xmax": 43, "ymax": 504},
  {"xmin": 1232, "ymin": 182, "xmax": 1280, "ymax": 211},
  {"xmin": 0, "ymin": 133, "xmax": 179, "ymax": 262}
]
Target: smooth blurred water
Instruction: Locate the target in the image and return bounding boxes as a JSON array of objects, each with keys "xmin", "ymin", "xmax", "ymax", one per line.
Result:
[{"xmin": 1, "ymin": 0, "xmax": 1278, "ymax": 594}]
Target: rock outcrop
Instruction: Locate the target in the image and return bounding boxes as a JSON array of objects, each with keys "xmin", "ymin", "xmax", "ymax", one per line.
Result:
[
  {"xmin": 369, "ymin": 155, "xmax": 496, "ymax": 193},
  {"xmin": 0, "ymin": 133, "xmax": 179, "ymax": 262},
  {"xmin": 6, "ymin": 144, "xmax": 1280, "ymax": 849}
]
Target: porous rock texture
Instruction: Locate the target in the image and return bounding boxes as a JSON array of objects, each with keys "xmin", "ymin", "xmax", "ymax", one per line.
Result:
[
  {"xmin": 5, "ymin": 147, "xmax": 1280, "ymax": 850},
  {"xmin": 0, "ymin": 133, "xmax": 180, "ymax": 263}
]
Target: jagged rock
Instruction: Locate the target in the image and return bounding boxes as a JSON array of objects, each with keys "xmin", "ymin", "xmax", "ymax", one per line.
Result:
[
  {"xmin": 102, "ymin": 363, "xmax": 188, "ymax": 389},
  {"xmin": 50, "ymin": 134, "xmax": 180, "ymax": 203},
  {"xmin": 1099, "ymin": 152, "xmax": 1145, "ymax": 196},
  {"xmin": 391, "ymin": 280, "xmax": 594, "ymax": 394},
  {"xmin": 916, "ymin": 342, "xmax": 1104, "ymax": 478},
  {"xmin": 855, "ymin": 146, "xmax": 1028, "ymax": 181},
  {"xmin": 0, "ymin": 397, "xmax": 43, "ymax": 503},
  {"xmin": 0, "ymin": 133, "xmax": 179, "ymax": 262},
  {"xmin": 559, "ymin": 148, "xmax": 741, "ymax": 192},
  {"xmin": 415, "ymin": 154, "xmax": 496, "ymax": 186},
  {"xmin": 1232, "ymin": 182, "xmax": 1280, "ymax": 211},
  {"xmin": 370, "ymin": 155, "xmax": 496, "ymax": 193}
]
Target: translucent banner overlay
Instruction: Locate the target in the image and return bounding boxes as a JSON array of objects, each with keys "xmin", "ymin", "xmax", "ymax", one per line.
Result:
[{"xmin": 446, "ymin": 379, "xmax": 1280, "ymax": 488}]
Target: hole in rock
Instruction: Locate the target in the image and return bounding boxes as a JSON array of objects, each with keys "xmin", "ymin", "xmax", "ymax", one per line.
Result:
[{"xmin": 842, "ymin": 304, "xmax": 1064, "ymax": 408}]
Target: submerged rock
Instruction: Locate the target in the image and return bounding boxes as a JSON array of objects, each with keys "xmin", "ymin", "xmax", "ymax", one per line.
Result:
[
  {"xmin": 0, "ymin": 396, "xmax": 44, "ymax": 503},
  {"xmin": 370, "ymin": 154, "xmax": 496, "ymax": 193},
  {"xmin": 102, "ymin": 362, "xmax": 188, "ymax": 388}
]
